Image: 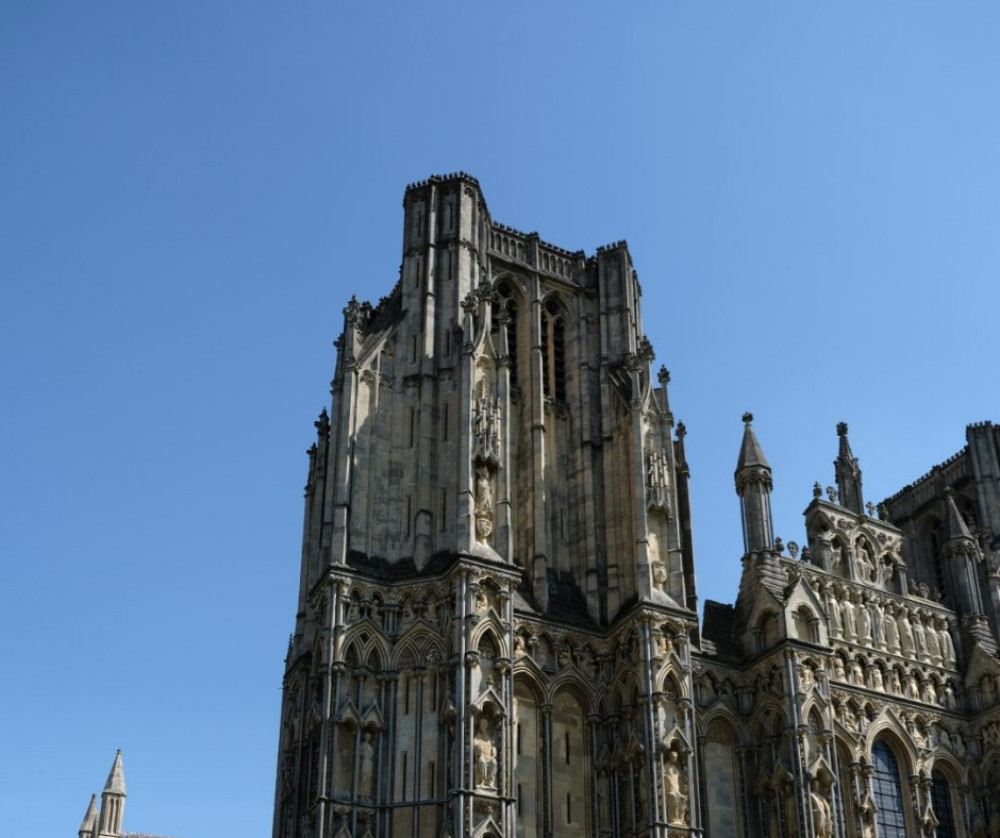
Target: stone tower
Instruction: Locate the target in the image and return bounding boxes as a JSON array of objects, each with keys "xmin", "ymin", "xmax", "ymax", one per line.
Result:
[
  {"xmin": 273, "ymin": 174, "xmax": 1000, "ymax": 838},
  {"xmin": 273, "ymin": 173, "xmax": 698, "ymax": 838},
  {"xmin": 76, "ymin": 751, "xmax": 126, "ymax": 838}
]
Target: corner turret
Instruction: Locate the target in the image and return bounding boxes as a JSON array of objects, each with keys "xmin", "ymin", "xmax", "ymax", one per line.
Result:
[
  {"xmin": 97, "ymin": 750, "xmax": 125, "ymax": 838},
  {"xmin": 78, "ymin": 794, "xmax": 98, "ymax": 838},
  {"xmin": 735, "ymin": 412, "xmax": 774, "ymax": 554}
]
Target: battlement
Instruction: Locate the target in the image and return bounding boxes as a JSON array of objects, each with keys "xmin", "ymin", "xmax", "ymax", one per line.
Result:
[
  {"xmin": 488, "ymin": 222, "xmax": 584, "ymax": 280},
  {"xmin": 882, "ymin": 446, "xmax": 970, "ymax": 508},
  {"xmin": 404, "ymin": 170, "xmax": 481, "ymax": 193}
]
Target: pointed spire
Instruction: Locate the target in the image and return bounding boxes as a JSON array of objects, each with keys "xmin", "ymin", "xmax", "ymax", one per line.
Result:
[
  {"xmin": 943, "ymin": 487, "xmax": 974, "ymax": 542},
  {"xmin": 734, "ymin": 413, "xmax": 774, "ymax": 553},
  {"xmin": 735, "ymin": 412, "xmax": 770, "ymax": 473},
  {"xmin": 104, "ymin": 750, "xmax": 126, "ymax": 796},
  {"xmin": 834, "ymin": 422, "xmax": 864, "ymax": 514},
  {"xmin": 79, "ymin": 794, "xmax": 99, "ymax": 837}
]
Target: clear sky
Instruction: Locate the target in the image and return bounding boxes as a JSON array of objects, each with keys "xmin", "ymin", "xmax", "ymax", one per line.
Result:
[{"xmin": 2, "ymin": 3, "xmax": 999, "ymax": 837}]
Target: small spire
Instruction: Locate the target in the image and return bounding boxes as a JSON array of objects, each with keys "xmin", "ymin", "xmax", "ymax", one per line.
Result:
[
  {"xmin": 79, "ymin": 794, "xmax": 99, "ymax": 834},
  {"xmin": 736, "ymin": 412, "xmax": 770, "ymax": 473},
  {"xmin": 734, "ymin": 413, "xmax": 774, "ymax": 553},
  {"xmin": 943, "ymin": 487, "xmax": 974, "ymax": 542},
  {"xmin": 834, "ymin": 422, "xmax": 864, "ymax": 514},
  {"xmin": 104, "ymin": 749, "xmax": 126, "ymax": 796}
]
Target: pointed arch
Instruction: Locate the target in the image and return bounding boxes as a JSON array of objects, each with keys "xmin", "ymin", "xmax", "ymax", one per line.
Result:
[
  {"xmin": 703, "ymin": 716, "xmax": 745, "ymax": 838},
  {"xmin": 540, "ymin": 293, "xmax": 569, "ymax": 401},
  {"xmin": 546, "ymin": 669, "xmax": 596, "ymax": 713},
  {"xmin": 550, "ymin": 686, "xmax": 590, "ymax": 836},
  {"xmin": 869, "ymin": 736, "xmax": 912, "ymax": 838},
  {"xmin": 492, "ymin": 275, "xmax": 524, "ymax": 388},
  {"xmin": 513, "ymin": 673, "xmax": 542, "ymax": 838}
]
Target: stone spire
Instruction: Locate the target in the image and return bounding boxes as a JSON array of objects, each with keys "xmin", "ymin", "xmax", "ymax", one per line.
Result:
[
  {"xmin": 78, "ymin": 794, "xmax": 99, "ymax": 838},
  {"xmin": 735, "ymin": 413, "xmax": 774, "ymax": 553},
  {"xmin": 834, "ymin": 422, "xmax": 864, "ymax": 514},
  {"xmin": 942, "ymin": 488, "xmax": 983, "ymax": 611},
  {"xmin": 97, "ymin": 750, "xmax": 125, "ymax": 838},
  {"xmin": 944, "ymin": 487, "xmax": 975, "ymax": 543}
]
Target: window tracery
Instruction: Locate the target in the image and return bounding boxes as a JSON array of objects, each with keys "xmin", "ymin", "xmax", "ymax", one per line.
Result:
[{"xmin": 871, "ymin": 740, "xmax": 908, "ymax": 838}]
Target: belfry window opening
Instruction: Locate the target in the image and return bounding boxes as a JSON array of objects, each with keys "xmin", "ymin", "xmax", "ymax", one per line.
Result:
[
  {"xmin": 493, "ymin": 280, "xmax": 519, "ymax": 387},
  {"xmin": 541, "ymin": 298, "xmax": 566, "ymax": 401}
]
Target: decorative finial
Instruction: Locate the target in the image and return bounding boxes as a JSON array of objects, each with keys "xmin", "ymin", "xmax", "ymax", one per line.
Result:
[
  {"xmin": 866, "ymin": 501, "xmax": 875, "ymax": 517},
  {"xmin": 742, "ymin": 412, "xmax": 753, "ymax": 424},
  {"xmin": 813, "ymin": 481, "xmax": 822, "ymax": 499},
  {"xmin": 787, "ymin": 541, "xmax": 799, "ymax": 559},
  {"xmin": 837, "ymin": 422, "xmax": 848, "ymax": 437},
  {"xmin": 676, "ymin": 421, "xmax": 686, "ymax": 439},
  {"xmin": 658, "ymin": 365, "xmax": 670, "ymax": 385},
  {"xmin": 774, "ymin": 537, "xmax": 784, "ymax": 553},
  {"xmin": 826, "ymin": 485, "xmax": 838, "ymax": 503}
]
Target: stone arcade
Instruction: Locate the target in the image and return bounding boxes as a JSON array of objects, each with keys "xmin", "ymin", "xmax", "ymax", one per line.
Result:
[{"xmin": 272, "ymin": 173, "xmax": 1000, "ymax": 838}]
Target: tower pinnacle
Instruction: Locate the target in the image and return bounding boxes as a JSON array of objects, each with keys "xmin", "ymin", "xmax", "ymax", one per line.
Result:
[
  {"xmin": 97, "ymin": 750, "xmax": 125, "ymax": 838},
  {"xmin": 735, "ymin": 413, "xmax": 774, "ymax": 553},
  {"xmin": 834, "ymin": 422, "xmax": 864, "ymax": 514},
  {"xmin": 78, "ymin": 794, "xmax": 99, "ymax": 838}
]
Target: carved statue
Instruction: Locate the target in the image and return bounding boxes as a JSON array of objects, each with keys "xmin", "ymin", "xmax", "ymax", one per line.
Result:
[
  {"xmin": 473, "ymin": 718, "xmax": 498, "ymax": 790},
  {"xmin": 664, "ymin": 750, "xmax": 688, "ymax": 824},
  {"xmin": 884, "ymin": 604, "xmax": 901, "ymax": 654},
  {"xmin": 856, "ymin": 544, "xmax": 874, "ymax": 583},
  {"xmin": 651, "ymin": 560, "xmax": 670, "ymax": 602},
  {"xmin": 871, "ymin": 666, "xmax": 884, "ymax": 692},
  {"xmin": 826, "ymin": 587, "xmax": 843, "ymax": 637},
  {"xmin": 938, "ymin": 621, "xmax": 956, "ymax": 667},
  {"xmin": 887, "ymin": 669, "xmax": 901, "ymax": 695},
  {"xmin": 898, "ymin": 610, "xmax": 915, "ymax": 657},
  {"xmin": 912, "ymin": 615, "xmax": 928, "ymax": 660},
  {"xmin": 858, "ymin": 598, "xmax": 872, "ymax": 645},
  {"xmin": 841, "ymin": 594, "xmax": 857, "ymax": 642},
  {"xmin": 870, "ymin": 599, "xmax": 885, "ymax": 649},
  {"xmin": 833, "ymin": 656, "xmax": 846, "ymax": 681},
  {"xmin": 475, "ymin": 467, "xmax": 494, "ymax": 540},
  {"xmin": 359, "ymin": 731, "xmax": 375, "ymax": 801},
  {"xmin": 924, "ymin": 618, "xmax": 942, "ymax": 664},
  {"xmin": 831, "ymin": 541, "xmax": 844, "ymax": 571},
  {"xmin": 811, "ymin": 789, "xmax": 833, "ymax": 838}
]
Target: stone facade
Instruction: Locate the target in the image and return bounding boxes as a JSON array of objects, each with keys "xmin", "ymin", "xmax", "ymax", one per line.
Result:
[{"xmin": 272, "ymin": 173, "xmax": 1000, "ymax": 838}]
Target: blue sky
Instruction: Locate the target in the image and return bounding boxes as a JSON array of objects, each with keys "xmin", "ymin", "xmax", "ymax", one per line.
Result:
[{"xmin": 2, "ymin": 3, "xmax": 999, "ymax": 837}]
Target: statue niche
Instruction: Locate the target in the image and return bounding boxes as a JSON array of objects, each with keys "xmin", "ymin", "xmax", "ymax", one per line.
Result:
[
  {"xmin": 472, "ymin": 370, "xmax": 501, "ymax": 544},
  {"xmin": 473, "ymin": 716, "xmax": 499, "ymax": 791}
]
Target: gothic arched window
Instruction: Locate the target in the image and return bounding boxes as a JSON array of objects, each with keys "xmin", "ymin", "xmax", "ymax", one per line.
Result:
[
  {"xmin": 540, "ymin": 298, "xmax": 566, "ymax": 401},
  {"xmin": 931, "ymin": 769, "xmax": 958, "ymax": 838},
  {"xmin": 871, "ymin": 740, "xmax": 907, "ymax": 838},
  {"xmin": 493, "ymin": 280, "xmax": 519, "ymax": 387}
]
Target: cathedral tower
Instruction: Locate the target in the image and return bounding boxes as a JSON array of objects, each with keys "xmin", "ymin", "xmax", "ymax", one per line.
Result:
[{"xmin": 273, "ymin": 174, "xmax": 699, "ymax": 838}]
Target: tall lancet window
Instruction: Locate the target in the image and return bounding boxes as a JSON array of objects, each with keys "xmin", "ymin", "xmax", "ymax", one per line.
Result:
[
  {"xmin": 541, "ymin": 298, "xmax": 566, "ymax": 401},
  {"xmin": 871, "ymin": 740, "xmax": 907, "ymax": 838},
  {"xmin": 494, "ymin": 280, "xmax": 519, "ymax": 387},
  {"xmin": 930, "ymin": 769, "xmax": 957, "ymax": 838}
]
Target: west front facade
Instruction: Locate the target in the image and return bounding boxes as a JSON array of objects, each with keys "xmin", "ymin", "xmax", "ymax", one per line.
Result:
[{"xmin": 272, "ymin": 173, "xmax": 1000, "ymax": 838}]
